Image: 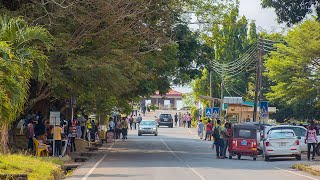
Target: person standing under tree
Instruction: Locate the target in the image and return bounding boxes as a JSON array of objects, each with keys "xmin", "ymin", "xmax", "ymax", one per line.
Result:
[
  {"xmin": 204, "ymin": 120, "xmax": 213, "ymax": 141},
  {"xmin": 197, "ymin": 120, "xmax": 204, "ymax": 139},
  {"xmin": 305, "ymin": 121, "xmax": 318, "ymax": 161},
  {"xmin": 26, "ymin": 119, "xmax": 35, "ymax": 151},
  {"xmin": 213, "ymin": 119, "xmax": 226, "ymax": 159},
  {"xmin": 174, "ymin": 113, "xmax": 178, "ymax": 127},
  {"xmin": 51, "ymin": 124, "xmax": 63, "ymax": 157}
]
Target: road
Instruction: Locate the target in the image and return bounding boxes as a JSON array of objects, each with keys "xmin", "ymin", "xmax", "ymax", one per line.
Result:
[{"xmin": 68, "ymin": 126, "xmax": 320, "ymax": 180}]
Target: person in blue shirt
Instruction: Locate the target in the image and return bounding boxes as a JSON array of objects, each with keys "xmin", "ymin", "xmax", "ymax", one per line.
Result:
[{"xmin": 198, "ymin": 120, "xmax": 205, "ymax": 139}]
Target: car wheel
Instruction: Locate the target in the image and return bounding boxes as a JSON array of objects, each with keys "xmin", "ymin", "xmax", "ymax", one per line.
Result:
[
  {"xmin": 155, "ymin": 133, "xmax": 158, "ymax": 136},
  {"xmin": 237, "ymin": 155, "xmax": 241, "ymax": 160},
  {"xmin": 138, "ymin": 133, "xmax": 142, "ymax": 136},
  {"xmin": 229, "ymin": 155, "xmax": 232, "ymax": 159},
  {"xmin": 253, "ymin": 157, "xmax": 257, "ymax": 161},
  {"xmin": 296, "ymin": 155, "xmax": 301, "ymax": 161},
  {"xmin": 264, "ymin": 155, "xmax": 270, "ymax": 161},
  {"xmin": 316, "ymin": 143, "xmax": 320, "ymax": 156}
]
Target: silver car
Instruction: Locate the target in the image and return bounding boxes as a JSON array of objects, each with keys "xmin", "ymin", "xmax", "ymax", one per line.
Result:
[{"xmin": 138, "ymin": 120, "xmax": 158, "ymax": 136}]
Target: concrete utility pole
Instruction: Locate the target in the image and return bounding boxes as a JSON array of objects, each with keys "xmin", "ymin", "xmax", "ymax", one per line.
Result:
[
  {"xmin": 253, "ymin": 39, "xmax": 262, "ymax": 122},
  {"xmin": 220, "ymin": 66, "xmax": 224, "ymax": 118},
  {"xmin": 209, "ymin": 69, "xmax": 213, "ymax": 108}
]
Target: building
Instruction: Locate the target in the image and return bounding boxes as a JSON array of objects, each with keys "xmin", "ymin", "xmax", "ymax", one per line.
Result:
[
  {"xmin": 225, "ymin": 101, "xmax": 277, "ymax": 123},
  {"xmin": 144, "ymin": 89, "xmax": 183, "ymax": 110}
]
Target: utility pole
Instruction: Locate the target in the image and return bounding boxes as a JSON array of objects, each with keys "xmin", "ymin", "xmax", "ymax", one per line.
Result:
[
  {"xmin": 209, "ymin": 69, "xmax": 213, "ymax": 108},
  {"xmin": 253, "ymin": 39, "xmax": 262, "ymax": 122},
  {"xmin": 220, "ymin": 66, "xmax": 224, "ymax": 118}
]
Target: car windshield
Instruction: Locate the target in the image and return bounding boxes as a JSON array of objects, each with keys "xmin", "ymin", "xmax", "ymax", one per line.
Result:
[
  {"xmin": 268, "ymin": 127, "xmax": 306, "ymax": 137},
  {"xmin": 160, "ymin": 114, "xmax": 172, "ymax": 118},
  {"xmin": 269, "ymin": 131, "xmax": 295, "ymax": 138},
  {"xmin": 140, "ymin": 121, "xmax": 156, "ymax": 126},
  {"xmin": 234, "ymin": 129, "xmax": 256, "ymax": 138}
]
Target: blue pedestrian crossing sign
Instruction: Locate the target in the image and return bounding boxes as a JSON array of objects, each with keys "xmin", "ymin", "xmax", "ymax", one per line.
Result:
[
  {"xmin": 205, "ymin": 108, "xmax": 213, "ymax": 117},
  {"xmin": 212, "ymin": 107, "xmax": 220, "ymax": 118}
]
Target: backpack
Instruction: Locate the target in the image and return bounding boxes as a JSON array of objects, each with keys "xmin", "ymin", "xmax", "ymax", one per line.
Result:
[{"xmin": 212, "ymin": 126, "xmax": 220, "ymax": 139}]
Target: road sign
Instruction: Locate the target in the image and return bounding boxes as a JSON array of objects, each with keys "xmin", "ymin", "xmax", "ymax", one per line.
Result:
[
  {"xmin": 50, "ymin": 111, "xmax": 60, "ymax": 125},
  {"xmin": 205, "ymin": 108, "xmax": 213, "ymax": 117},
  {"xmin": 212, "ymin": 107, "xmax": 220, "ymax": 118},
  {"xmin": 260, "ymin": 101, "xmax": 268, "ymax": 118}
]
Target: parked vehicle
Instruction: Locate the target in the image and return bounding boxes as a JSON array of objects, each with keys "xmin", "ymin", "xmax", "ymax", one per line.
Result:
[
  {"xmin": 157, "ymin": 114, "xmax": 173, "ymax": 128},
  {"xmin": 263, "ymin": 129, "xmax": 301, "ymax": 161},
  {"xmin": 228, "ymin": 123, "xmax": 258, "ymax": 160},
  {"xmin": 259, "ymin": 125, "xmax": 308, "ymax": 152},
  {"xmin": 138, "ymin": 120, "xmax": 158, "ymax": 136}
]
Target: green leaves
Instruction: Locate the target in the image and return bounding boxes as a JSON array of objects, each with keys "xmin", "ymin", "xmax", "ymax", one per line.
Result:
[{"xmin": 265, "ymin": 20, "xmax": 320, "ymax": 119}]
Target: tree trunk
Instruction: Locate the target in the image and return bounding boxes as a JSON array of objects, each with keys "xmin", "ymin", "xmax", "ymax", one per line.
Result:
[{"xmin": 0, "ymin": 123, "xmax": 10, "ymax": 154}]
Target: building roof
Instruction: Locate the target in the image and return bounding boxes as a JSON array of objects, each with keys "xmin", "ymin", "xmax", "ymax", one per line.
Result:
[{"xmin": 154, "ymin": 89, "xmax": 183, "ymax": 96}]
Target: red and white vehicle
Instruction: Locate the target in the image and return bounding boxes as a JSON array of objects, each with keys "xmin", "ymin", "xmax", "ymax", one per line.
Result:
[{"xmin": 263, "ymin": 129, "xmax": 301, "ymax": 161}]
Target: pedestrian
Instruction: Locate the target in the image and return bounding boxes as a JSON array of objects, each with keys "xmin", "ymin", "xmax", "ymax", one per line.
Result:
[
  {"xmin": 187, "ymin": 113, "xmax": 192, "ymax": 128},
  {"xmin": 222, "ymin": 122, "xmax": 231, "ymax": 158},
  {"xmin": 78, "ymin": 114, "xmax": 86, "ymax": 139},
  {"xmin": 115, "ymin": 121, "xmax": 122, "ymax": 139},
  {"xmin": 204, "ymin": 120, "xmax": 213, "ymax": 141},
  {"xmin": 26, "ymin": 119, "xmax": 35, "ymax": 151},
  {"xmin": 182, "ymin": 113, "xmax": 186, "ymax": 128},
  {"xmin": 121, "ymin": 118, "xmax": 128, "ymax": 140},
  {"xmin": 129, "ymin": 115, "xmax": 134, "ymax": 130},
  {"xmin": 51, "ymin": 124, "xmax": 63, "ymax": 157},
  {"xmin": 76, "ymin": 120, "xmax": 82, "ymax": 138},
  {"xmin": 305, "ymin": 121, "xmax": 318, "ymax": 160},
  {"xmin": 133, "ymin": 115, "xmax": 137, "ymax": 130},
  {"xmin": 198, "ymin": 120, "xmax": 204, "ymax": 139},
  {"xmin": 70, "ymin": 120, "xmax": 77, "ymax": 152},
  {"xmin": 174, "ymin": 113, "xmax": 178, "ymax": 127},
  {"xmin": 213, "ymin": 119, "xmax": 226, "ymax": 159},
  {"xmin": 137, "ymin": 114, "xmax": 142, "ymax": 129}
]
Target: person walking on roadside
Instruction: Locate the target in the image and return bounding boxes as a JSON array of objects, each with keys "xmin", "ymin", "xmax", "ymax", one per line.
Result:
[
  {"xmin": 204, "ymin": 120, "xmax": 213, "ymax": 141},
  {"xmin": 174, "ymin": 113, "xmax": 178, "ymax": 127},
  {"xmin": 137, "ymin": 114, "xmax": 142, "ymax": 129},
  {"xmin": 115, "ymin": 121, "xmax": 122, "ymax": 139},
  {"xmin": 222, "ymin": 122, "xmax": 231, "ymax": 158},
  {"xmin": 121, "ymin": 118, "xmax": 128, "ymax": 140},
  {"xmin": 213, "ymin": 119, "xmax": 226, "ymax": 159},
  {"xmin": 182, "ymin": 113, "xmax": 186, "ymax": 128},
  {"xmin": 187, "ymin": 113, "xmax": 192, "ymax": 128},
  {"xmin": 26, "ymin": 119, "xmax": 35, "ymax": 151},
  {"xmin": 305, "ymin": 121, "xmax": 318, "ymax": 160},
  {"xmin": 51, "ymin": 124, "xmax": 63, "ymax": 157},
  {"xmin": 198, "ymin": 120, "xmax": 205, "ymax": 139},
  {"xmin": 129, "ymin": 115, "xmax": 134, "ymax": 130}
]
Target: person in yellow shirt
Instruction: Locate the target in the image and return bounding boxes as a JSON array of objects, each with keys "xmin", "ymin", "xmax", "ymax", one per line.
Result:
[{"xmin": 51, "ymin": 125, "xmax": 63, "ymax": 157}]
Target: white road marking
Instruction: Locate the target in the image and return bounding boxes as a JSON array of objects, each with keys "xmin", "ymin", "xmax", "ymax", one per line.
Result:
[
  {"xmin": 274, "ymin": 167, "xmax": 319, "ymax": 180},
  {"xmin": 160, "ymin": 138, "xmax": 206, "ymax": 180},
  {"xmin": 81, "ymin": 141, "xmax": 116, "ymax": 180}
]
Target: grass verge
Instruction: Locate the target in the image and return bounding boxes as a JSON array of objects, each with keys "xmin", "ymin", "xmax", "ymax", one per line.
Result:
[
  {"xmin": 0, "ymin": 154, "xmax": 63, "ymax": 180},
  {"xmin": 292, "ymin": 164, "xmax": 320, "ymax": 176}
]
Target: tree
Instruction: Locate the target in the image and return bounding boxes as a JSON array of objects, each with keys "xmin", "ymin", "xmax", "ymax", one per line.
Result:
[
  {"xmin": 261, "ymin": 0, "xmax": 320, "ymax": 26},
  {"xmin": 265, "ymin": 19, "xmax": 320, "ymax": 120},
  {"xmin": 0, "ymin": 16, "xmax": 52, "ymax": 153}
]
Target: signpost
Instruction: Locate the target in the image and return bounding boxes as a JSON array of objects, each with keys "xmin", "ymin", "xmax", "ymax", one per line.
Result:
[
  {"xmin": 212, "ymin": 107, "xmax": 220, "ymax": 118},
  {"xmin": 260, "ymin": 101, "xmax": 268, "ymax": 119},
  {"xmin": 50, "ymin": 111, "xmax": 60, "ymax": 157},
  {"xmin": 205, "ymin": 108, "xmax": 213, "ymax": 117}
]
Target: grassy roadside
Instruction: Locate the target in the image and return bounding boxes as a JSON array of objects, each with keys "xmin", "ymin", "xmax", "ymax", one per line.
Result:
[
  {"xmin": 0, "ymin": 154, "xmax": 63, "ymax": 180},
  {"xmin": 292, "ymin": 164, "xmax": 320, "ymax": 176}
]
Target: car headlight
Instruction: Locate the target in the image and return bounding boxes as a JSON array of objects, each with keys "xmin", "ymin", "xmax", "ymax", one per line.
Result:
[{"xmin": 152, "ymin": 127, "xmax": 156, "ymax": 130}]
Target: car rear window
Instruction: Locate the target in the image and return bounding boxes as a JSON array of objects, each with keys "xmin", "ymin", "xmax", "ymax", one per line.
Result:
[
  {"xmin": 268, "ymin": 127, "xmax": 306, "ymax": 137},
  {"xmin": 140, "ymin": 121, "xmax": 156, "ymax": 125},
  {"xmin": 269, "ymin": 131, "xmax": 295, "ymax": 139},
  {"xmin": 160, "ymin": 114, "xmax": 172, "ymax": 118}
]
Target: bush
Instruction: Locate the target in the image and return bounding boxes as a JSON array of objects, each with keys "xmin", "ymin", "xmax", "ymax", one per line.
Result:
[{"xmin": 0, "ymin": 154, "xmax": 63, "ymax": 180}]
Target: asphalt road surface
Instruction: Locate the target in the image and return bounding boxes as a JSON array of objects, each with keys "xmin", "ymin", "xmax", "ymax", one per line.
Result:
[{"xmin": 68, "ymin": 127, "xmax": 320, "ymax": 180}]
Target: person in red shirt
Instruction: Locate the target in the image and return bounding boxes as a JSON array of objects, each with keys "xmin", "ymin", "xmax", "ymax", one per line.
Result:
[{"xmin": 204, "ymin": 120, "xmax": 213, "ymax": 141}]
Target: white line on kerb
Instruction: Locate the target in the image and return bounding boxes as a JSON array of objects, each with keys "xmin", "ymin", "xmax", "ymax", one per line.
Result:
[
  {"xmin": 81, "ymin": 141, "xmax": 116, "ymax": 180},
  {"xmin": 275, "ymin": 167, "xmax": 319, "ymax": 180},
  {"xmin": 160, "ymin": 138, "xmax": 206, "ymax": 180}
]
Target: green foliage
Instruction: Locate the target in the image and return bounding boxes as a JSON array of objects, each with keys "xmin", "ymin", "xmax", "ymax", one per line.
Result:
[
  {"xmin": 261, "ymin": 0, "xmax": 320, "ymax": 26},
  {"xmin": 265, "ymin": 19, "xmax": 320, "ymax": 120}
]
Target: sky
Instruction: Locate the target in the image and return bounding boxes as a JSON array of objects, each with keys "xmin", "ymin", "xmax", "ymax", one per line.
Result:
[
  {"xmin": 238, "ymin": 0, "xmax": 285, "ymax": 32},
  {"xmin": 175, "ymin": 0, "xmax": 285, "ymax": 94}
]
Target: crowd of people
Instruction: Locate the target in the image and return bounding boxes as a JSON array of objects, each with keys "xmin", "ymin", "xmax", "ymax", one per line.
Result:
[
  {"xmin": 23, "ymin": 111, "xmax": 101, "ymax": 157},
  {"xmin": 107, "ymin": 114, "xmax": 143, "ymax": 140}
]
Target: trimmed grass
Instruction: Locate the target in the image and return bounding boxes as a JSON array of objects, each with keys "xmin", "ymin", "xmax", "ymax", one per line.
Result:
[
  {"xmin": 0, "ymin": 154, "xmax": 63, "ymax": 180},
  {"xmin": 292, "ymin": 164, "xmax": 320, "ymax": 176}
]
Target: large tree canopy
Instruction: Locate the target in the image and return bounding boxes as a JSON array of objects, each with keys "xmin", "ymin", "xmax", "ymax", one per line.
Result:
[
  {"xmin": 261, "ymin": 0, "xmax": 320, "ymax": 26},
  {"xmin": 265, "ymin": 19, "xmax": 320, "ymax": 120}
]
